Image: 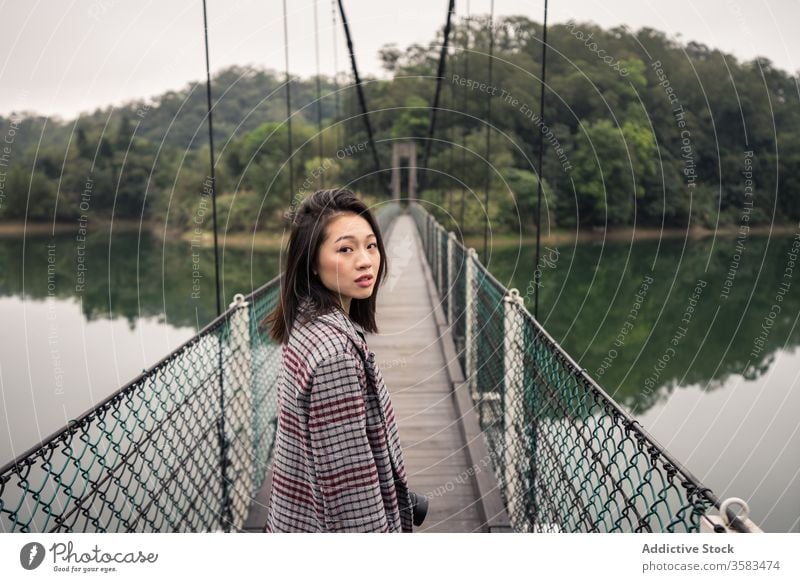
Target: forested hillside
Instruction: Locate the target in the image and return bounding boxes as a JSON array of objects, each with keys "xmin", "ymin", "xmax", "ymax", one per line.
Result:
[{"xmin": 1, "ymin": 16, "xmax": 797, "ymax": 234}]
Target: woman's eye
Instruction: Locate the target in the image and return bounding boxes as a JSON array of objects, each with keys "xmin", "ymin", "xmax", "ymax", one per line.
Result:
[{"xmin": 338, "ymin": 243, "xmax": 377, "ymax": 252}]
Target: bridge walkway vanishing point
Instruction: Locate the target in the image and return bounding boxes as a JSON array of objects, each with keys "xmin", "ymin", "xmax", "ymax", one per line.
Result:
[{"xmin": 371, "ymin": 213, "xmax": 506, "ymax": 533}]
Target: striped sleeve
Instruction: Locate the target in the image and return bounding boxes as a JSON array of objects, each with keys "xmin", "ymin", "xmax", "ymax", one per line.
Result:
[{"xmin": 309, "ymin": 353, "xmax": 389, "ymax": 532}]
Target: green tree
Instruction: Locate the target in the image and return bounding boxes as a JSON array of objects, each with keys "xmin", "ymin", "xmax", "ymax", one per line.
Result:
[{"xmin": 569, "ymin": 119, "xmax": 656, "ymax": 225}]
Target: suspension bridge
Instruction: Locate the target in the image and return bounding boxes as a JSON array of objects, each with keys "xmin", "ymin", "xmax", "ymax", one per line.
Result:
[{"xmin": 0, "ymin": 1, "xmax": 763, "ymax": 533}]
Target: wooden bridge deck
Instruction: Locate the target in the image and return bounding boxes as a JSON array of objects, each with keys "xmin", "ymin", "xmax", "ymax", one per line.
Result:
[
  {"xmin": 370, "ymin": 213, "xmax": 485, "ymax": 532},
  {"xmin": 245, "ymin": 212, "xmax": 508, "ymax": 533}
]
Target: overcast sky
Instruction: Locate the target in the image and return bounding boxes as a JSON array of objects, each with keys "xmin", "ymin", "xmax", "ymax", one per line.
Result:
[{"xmin": 2, "ymin": 0, "xmax": 798, "ymax": 120}]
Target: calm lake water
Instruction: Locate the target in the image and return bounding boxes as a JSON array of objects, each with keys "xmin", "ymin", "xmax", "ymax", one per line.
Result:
[{"xmin": 1, "ymin": 225, "xmax": 798, "ymax": 531}]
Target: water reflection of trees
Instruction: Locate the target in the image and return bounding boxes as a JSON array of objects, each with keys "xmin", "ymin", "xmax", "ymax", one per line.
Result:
[
  {"xmin": 4, "ymin": 231, "xmax": 797, "ymax": 414},
  {"xmin": 490, "ymin": 235, "xmax": 800, "ymax": 414},
  {"xmin": 0, "ymin": 232, "xmax": 281, "ymax": 329}
]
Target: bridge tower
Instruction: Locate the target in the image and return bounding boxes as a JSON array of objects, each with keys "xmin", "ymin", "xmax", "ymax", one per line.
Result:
[{"xmin": 391, "ymin": 141, "xmax": 418, "ymax": 202}]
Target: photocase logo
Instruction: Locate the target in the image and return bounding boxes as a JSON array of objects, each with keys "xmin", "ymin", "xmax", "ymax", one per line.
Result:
[{"xmin": 20, "ymin": 542, "xmax": 46, "ymax": 570}]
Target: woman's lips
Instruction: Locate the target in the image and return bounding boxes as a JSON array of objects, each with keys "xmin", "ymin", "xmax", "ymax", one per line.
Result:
[{"xmin": 355, "ymin": 275, "xmax": 373, "ymax": 287}]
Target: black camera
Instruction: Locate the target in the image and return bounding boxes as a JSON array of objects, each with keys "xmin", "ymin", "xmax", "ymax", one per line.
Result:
[{"xmin": 408, "ymin": 491, "xmax": 428, "ymax": 527}]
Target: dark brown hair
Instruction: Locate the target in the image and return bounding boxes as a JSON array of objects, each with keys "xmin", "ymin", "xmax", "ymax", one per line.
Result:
[{"xmin": 264, "ymin": 188, "xmax": 388, "ymax": 344}]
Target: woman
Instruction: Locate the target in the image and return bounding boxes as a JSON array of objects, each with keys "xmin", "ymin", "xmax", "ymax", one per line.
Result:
[{"xmin": 263, "ymin": 188, "xmax": 414, "ymax": 532}]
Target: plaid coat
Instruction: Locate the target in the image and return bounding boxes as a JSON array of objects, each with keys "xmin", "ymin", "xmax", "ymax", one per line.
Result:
[{"xmin": 265, "ymin": 301, "xmax": 413, "ymax": 532}]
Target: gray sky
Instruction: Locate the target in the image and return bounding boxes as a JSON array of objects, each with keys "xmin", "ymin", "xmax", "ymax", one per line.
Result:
[{"xmin": 2, "ymin": 0, "xmax": 798, "ymax": 119}]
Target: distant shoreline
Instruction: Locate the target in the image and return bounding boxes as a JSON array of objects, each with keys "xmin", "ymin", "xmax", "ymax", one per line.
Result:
[
  {"xmin": 2, "ymin": 220, "xmax": 797, "ymax": 251},
  {"xmin": 0, "ymin": 219, "xmax": 160, "ymax": 237},
  {"xmin": 0, "ymin": 219, "xmax": 291, "ymax": 250},
  {"xmin": 463, "ymin": 222, "xmax": 800, "ymax": 248}
]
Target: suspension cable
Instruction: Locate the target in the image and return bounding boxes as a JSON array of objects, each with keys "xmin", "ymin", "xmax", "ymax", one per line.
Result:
[
  {"xmin": 282, "ymin": 0, "xmax": 295, "ymax": 206},
  {"xmin": 200, "ymin": 0, "xmax": 222, "ymax": 320},
  {"xmin": 200, "ymin": 0, "xmax": 230, "ymax": 533},
  {"xmin": 331, "ymin": 0, "xmax": 343, "ymax": 149},
  {"xmin": 459, "ymin": 1, "xmax": 471, "ymax": 240},
  {"xmin": 482, "ymin": 0, "xmax": 495, "ymax": 264},
  {"xmin": 446, "ymin": 3, "xmax": 457, "ymax": 222},
  {"xmin": 534, "ymin": 0, "xmax": 549, "ymax": 320},
  {"xmin": 421, "ymin": 0, "xmax": 456, "ymax": 191},
  {"xmin": 336, "ymin": 0, "xmax": 385, "ymax": 194},
  {"xmin": 313, "ymin": 0, "xmax": 324, "ymax": 186}
]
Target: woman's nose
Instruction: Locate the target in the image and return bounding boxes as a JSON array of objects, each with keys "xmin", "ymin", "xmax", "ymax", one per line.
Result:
[{"xmin": 356, "ymin": 248, "xmax": 373, "ymax": 266}]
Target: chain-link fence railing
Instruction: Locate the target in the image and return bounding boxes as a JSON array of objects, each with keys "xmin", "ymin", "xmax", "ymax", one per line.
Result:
[
  {"xmin": 409, "ymin": 201, "xmax": 755, "ymax": 533},
  {"xmin": 0, "ymin": 202, "xmax": 401, "ymax": 533},
  {"xmin": 0, "ymin": 284, "xmax": 278, "ymax": 533}
]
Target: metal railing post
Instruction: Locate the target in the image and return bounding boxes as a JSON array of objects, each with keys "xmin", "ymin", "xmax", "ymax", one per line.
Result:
[
  {"xmin": 433, "ymin": 220, "xmax": 437, "ymax": 275},
  {"xmin": 432, "ymin": 221, "xmax": 437, "ymax": 289},
  {"xmin": 424, "ymin": 212, "xmax": 428, "ymax": 260},
  {"xmin": 226, "ymin": 293, "xmax": 253, "ymax": 530},
  {"xmin": 431, "ymin": 215, "xmax": 438, "ymax": 287},
  {"xmin": 436, "ymin": 223, "xmax": 443, "ymax": 294},
  {"xmin": 426, "ymin": 213, "xmax": 431, "ymax": 261},
  {"xmin": 503, "ymin": 288, "xmax": 525, "ymax": 531},
  {"xmin": 465, "ymin": 247, "xmax": 478, "ymax": 401},
  {"xmin": 433, "ymin": 220, "xmax": 438, "ymax": 288},
  {"xmin": 447, "ymin": 231, "xmax": 456, "ymax": 325}
]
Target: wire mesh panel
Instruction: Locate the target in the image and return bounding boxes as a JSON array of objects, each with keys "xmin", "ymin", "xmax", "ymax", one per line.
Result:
[
  {"xmin": 509, "ymin": 307, "xmax": 715, "ymax": 532},
  {"xmin": 409, "ymin": 202, "xmax": 720, "ymax": 533},
  {"xmin": 472, "ymin": 266, "xmax": 508, "ymax": 469},
  {"xmin": 0, "ymin": 321, "xmax": 233, "ymax": 532},
  {"xmin": 248, "ymin": 285, "xmax": 281, "ymax": 495}
]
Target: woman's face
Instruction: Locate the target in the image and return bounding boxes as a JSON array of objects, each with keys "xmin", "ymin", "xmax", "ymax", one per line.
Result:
[{"xmin": 316, "ymin": 212, "xmax": 380, "ymax": 312}]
